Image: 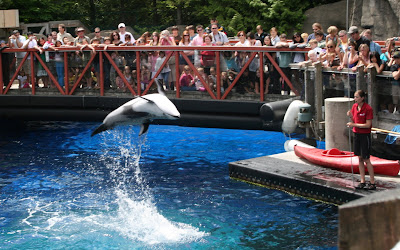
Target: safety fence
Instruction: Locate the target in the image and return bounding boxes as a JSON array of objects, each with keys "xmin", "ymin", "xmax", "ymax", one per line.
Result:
[
  {"xmin": 291, "ymin": 61, "xmax": 400, "ymax": 129},
  {"xmin": 0, "ymin": 46, "xmax": 310, "ymax": 101}
]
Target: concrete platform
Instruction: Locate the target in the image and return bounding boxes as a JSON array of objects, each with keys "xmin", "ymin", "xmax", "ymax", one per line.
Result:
[{"xmin": 229, "ymin": 151, "xmax": 400, "ymax": 204}]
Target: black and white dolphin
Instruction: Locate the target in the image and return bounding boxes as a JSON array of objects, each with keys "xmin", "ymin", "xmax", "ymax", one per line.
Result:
[{"xmin": 91, "ymin": 81, "xmax": 180, "ymax": 137}]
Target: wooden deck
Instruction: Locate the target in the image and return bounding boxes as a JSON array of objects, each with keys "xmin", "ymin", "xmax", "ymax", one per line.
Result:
[{"xmin": 229, "ymin": 151, "xmax": 400, "ymax": 205}]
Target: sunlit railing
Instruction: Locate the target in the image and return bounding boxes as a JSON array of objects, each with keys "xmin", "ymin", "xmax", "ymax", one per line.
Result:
[{"xmin": 0, "ymin": 46, "xmax": 310, "ymax": 101}]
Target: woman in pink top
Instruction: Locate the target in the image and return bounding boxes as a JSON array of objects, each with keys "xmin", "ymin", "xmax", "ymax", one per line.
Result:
[{"xmin": 200, "ymin": 34, "xmax": 215, "ymax": 74}]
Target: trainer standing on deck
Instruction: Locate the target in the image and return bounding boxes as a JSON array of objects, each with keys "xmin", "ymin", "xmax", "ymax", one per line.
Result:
[{"xmin": 346, "ymin": 90, "xmax": 376, "ymax": 190}]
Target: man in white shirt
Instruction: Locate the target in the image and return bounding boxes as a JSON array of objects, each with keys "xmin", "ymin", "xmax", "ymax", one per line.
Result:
[
  {"xmin": 9, "ymin": 30, "xmax": 28, "ymax": 73},
  {"xmin": 118, "ymin": 23, "xmax": 135, "ymax": 44},
  {"xmin": 210, "ymin": 23, "xmax": 229, "ymax": 45},
  {"xmin": 22, "ymin": 31, "xmax": 38, "ymax": 82}
]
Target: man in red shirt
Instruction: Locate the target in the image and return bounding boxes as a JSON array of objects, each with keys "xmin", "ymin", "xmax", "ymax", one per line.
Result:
[{"xmin": 347, "ymin": 89, "xmax": 375, "ymax": 190}]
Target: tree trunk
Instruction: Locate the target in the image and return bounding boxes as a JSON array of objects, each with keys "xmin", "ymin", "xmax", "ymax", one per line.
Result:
[
  {"xmin": 89, "ymin": 0, "xmax": 96, "ymax": 26},
  {"xmin": 152, "ymin": 0, "xmax": 157, "ymax": 25},
  {"xmin": 176, "ymin": 5, "xmax": 182, "ymax": 25}
]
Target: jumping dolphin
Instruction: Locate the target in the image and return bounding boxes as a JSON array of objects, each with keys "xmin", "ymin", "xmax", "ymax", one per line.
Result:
[{"xmin": 91, "ymin": 80, "xmax": 180, "ymax": 137}]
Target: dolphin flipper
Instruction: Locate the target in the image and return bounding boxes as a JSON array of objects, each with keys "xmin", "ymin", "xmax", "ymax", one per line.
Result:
[
  {"xmin": 139, "ymin": 123, "xmax": 150, "ymax": 136},
  {"xmin": 91, "ymin": 123, "xmax": 109, "ymax": 137}
]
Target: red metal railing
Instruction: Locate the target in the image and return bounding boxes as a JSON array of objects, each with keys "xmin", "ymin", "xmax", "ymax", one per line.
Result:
[{"xmin": 0, "ymin": 46, "xmax": 309, "ymax": 100}]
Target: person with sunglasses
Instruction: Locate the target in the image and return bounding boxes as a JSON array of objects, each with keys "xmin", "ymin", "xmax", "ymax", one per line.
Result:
[
  {"xmin": 91, "ymin": 27, "xmax": 104, "ymax": 44},
  {"xmin": 210, "ymin": 23, "xmax": 229, "ymax": 46},
  {"xmin": 192, "ymin": 25, "xmax": 205, "ymax": 46},
  {"xmin": 234, "ymin": 31, "xmax": 250, "ymax": 46}
]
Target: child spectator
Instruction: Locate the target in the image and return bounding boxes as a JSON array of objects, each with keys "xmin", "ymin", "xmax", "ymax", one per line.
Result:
[
  {"xmin": 155, "ymin": 51, "xmax": 171, "ymax": 90},
  {"xmin": 366, "ymin": 51, "xmax": 384, "ymax": 74},
  {"xmin": 194, "ymin": 67, "xmax": 207, "ymax": 91},
  {"xmin": 276, "ymin": 34, "xmax": 292, "ymax": 95},
  {"xmin": 325, "ymin": 26, "xmax": 340, "ymax": 47},
  {"xmin": 48, "ymin": 40, "xmax": 65, "ymax": 88},
  {"xmin": 315, "ymin": 30, "xmax": 326, "ymax": 48},
  {"xmin": 179, "ymin": 65, "xmax": 196, "ymax": 91},
  {"xmin": 308, "ymin": 39, "xmax": 323, "ymax": 58},
  {"xmin": 141, "ymin": 65, "xmax": 151, "ymax": 90},
  {"xmin": 208, "ymin": 66, "xmax": 218, "ymax": 91},
  {"xmin": 221, "ymin": 71, "xmax": 229, "ymax": 92},
  {"xmin": 301, "ymin": 33, "xmax": 308, "ymax": 44},
  {"xmin": 17, "ymin": 70, "xmax": 29, "ymax": 88},
  {"xmin": 321, "ymin": 40, "xmax": 341, "ymax": 68},
  {"xmin": 116, "ymin": 65, "xmax": 133, "ymax": 91}
]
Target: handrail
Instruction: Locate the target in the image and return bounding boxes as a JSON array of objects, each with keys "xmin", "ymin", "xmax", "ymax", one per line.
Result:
[{"xmin": 1, "ymin": 46, "xmax": 311, "ymax": 100}]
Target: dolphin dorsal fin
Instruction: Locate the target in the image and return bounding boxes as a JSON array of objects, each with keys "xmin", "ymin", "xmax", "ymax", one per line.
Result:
[
  {"xmin": 155, "ymin": 79, "xmax": 166, "ymax": 96},
  {"xmin": 139, "ymin": 123, "xmax": 150, "ymax": 136}
]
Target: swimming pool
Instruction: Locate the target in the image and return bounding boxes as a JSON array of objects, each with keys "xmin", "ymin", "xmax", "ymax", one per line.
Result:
[{"xmin": 0, "ymin": 122, "xmax": 337, "ymax": 249}]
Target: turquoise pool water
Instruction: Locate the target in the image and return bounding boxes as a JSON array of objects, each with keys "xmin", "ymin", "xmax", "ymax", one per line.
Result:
[{"xmin": 0, "ymin": 122, "xmax": 337, "ymax": 249}]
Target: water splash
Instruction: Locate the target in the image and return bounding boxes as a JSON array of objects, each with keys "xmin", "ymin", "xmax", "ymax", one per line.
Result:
[{"xmin": 12, "ymin": 126, "xmax": 207, "ymax": 247}]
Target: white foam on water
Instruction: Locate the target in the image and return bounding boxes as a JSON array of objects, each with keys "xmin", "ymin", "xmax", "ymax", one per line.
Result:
[
  {"xmin": 107, "ymin": 188, "xmax": 207, "ymax": 245},
  {"xmin": 16, "ymin": 126, "xmax": 208, "ymax": 246}
]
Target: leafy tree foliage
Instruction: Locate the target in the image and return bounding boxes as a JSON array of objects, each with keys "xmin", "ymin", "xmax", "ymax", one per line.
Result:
[{"xmin": 1, "ymin": 0, "xmax": 340, "ymax": 36}]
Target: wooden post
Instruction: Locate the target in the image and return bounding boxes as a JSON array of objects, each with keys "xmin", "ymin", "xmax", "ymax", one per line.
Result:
[
  {"xmin": 314, "ymin": 62, "xmax": 323, "ymax": 124},
  {"xmin": 356, "ymin": 65, "xmax": 366, "ymax": 92},
  {"xmin": 339, "ymin": 189, "xmax": 400, "ymax": 250}
]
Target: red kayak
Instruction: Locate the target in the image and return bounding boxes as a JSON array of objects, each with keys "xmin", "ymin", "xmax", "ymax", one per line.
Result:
[{"xmin": 294, "ymin": 145, "xmax": 400, "ymax": 176}]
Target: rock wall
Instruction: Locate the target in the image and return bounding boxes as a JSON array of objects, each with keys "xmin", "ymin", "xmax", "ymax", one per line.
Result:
[{"xmin": 302, "ymin": 0, "xmax": 400, "ymax": 41}]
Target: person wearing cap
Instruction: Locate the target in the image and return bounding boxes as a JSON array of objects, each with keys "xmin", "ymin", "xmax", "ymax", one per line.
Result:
[
  {"xmin": 348, "ymin": 26, "xmax": 370, "ymax": 51},
  {"xmin": 57, "ymin": 24, "xmax": 74, "ymax": 44},
  {"xmin": 118, "ymin": 23, "xmax": 135, "ymax": 44},
  {"xmin": 389, "ymin": 51, "xmax": 400, "ymax": 114},
  {"xmin": 74, "ymin": 27, "xmax": 90, "ymax": 46},
  {"xmin": 9, "ymin": 30, "xmax": 28, "ymax": 73}
]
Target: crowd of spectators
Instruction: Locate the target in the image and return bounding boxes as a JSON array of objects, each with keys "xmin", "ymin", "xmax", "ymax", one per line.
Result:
[{"xmin": 3, "ymin": 20, "xmax": 400, "ymax": 108}]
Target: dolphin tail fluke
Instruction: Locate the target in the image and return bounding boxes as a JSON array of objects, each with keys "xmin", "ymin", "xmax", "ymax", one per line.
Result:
[
  {"xmin": 91, "ymin": 123, "xmax": 109, "ymax": 137},
  {"xmin": 139, "ymin": 123, "xmax": 150, "ymax": 136}
]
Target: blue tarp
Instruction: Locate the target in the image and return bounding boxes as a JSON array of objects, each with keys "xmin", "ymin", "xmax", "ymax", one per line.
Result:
[{"xmin": 384, "ymin": 125, "xmax": 400, "ymax": 144}]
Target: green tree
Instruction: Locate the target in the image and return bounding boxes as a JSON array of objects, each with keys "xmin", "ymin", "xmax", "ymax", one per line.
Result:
[{"xmin": 0, "ymin": 0, "xmax": 340, "ymax": 36}]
